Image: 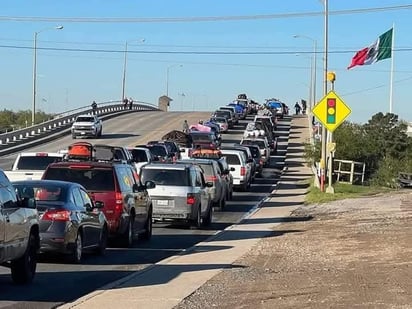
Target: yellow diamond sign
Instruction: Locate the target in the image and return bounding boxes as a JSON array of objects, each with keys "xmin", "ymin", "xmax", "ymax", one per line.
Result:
[{"xmin": 312, "ymin": 90, "xmax": 351, "ymax": 132}]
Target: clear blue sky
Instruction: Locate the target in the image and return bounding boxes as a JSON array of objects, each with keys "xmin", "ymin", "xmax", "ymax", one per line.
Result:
[{"xmin": 1, "ymin": 0, "xmax": 411, "ymax": 123}]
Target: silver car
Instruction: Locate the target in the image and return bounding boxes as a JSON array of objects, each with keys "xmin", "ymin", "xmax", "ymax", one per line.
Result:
[{"xmin": 140, "ymin": 163, "xmax": 213, "ymax": 228}]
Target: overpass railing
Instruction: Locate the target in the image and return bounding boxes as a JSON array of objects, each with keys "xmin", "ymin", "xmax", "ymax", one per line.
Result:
[{"xmin": 0, "ymin": 100, "xmax": 159, "ymax": 149}]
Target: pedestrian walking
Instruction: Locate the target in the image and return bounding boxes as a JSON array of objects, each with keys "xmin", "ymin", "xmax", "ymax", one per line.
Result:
[
  {"xmin": 301, "ymin": 100, "xmax": 307, "ymax": 114},
  {"xmin": 123, "ymin": 97, "xmax": 128, "ymax": 109},
  {"xmin": 128, "ymin": 97, "xmax": 133, "ymax": 110}
]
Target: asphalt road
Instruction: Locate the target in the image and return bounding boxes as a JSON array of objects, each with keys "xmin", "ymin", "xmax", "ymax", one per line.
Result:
[{"xmin": 0, "ymin": 110, "xmax": 291, "ymax": 309}]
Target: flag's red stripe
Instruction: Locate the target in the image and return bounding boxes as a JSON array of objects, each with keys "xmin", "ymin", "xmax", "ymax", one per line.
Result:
[{"xmin": 347, "ymin": 47, "xmax": 369, "ymax": 69}]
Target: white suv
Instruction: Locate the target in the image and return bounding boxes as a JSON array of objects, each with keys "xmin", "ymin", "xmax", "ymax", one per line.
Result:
[
  {"xmin": 240, "ymin": 137, "xmax": 271, "ymax": 166},
  {"xmin": 220, "ymin": 149, "xmax": 252, "ymax": 191}
]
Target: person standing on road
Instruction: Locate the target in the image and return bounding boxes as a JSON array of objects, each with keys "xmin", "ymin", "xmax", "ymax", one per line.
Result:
[
  {"xmin": 91, "ymin": 101, "xmax": 97, "ymax": 115},
  {"xmin": 128, "ymin": 97, "xmax": 134, "ymax": 110},
  {"xmin": 123, "ymin": 97, "xmax": 128, "ymax": 109},
  {"xmin": 294, "ymin": 102, "xmax": 301, "ymax": 115},
  {"xmin": 182, "ymin": 120, "xmax": 189, "ymax": 133}
]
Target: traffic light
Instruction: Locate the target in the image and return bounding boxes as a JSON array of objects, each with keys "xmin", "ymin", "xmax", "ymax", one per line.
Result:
[{"xmin": 326, "ymin": 98, "xmax": 336, "ymax": 124}]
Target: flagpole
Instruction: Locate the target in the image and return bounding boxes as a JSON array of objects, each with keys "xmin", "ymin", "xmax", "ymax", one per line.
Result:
[{"xmin": 389, "ymin": 23, "xmax": 395, "ymax": 114}]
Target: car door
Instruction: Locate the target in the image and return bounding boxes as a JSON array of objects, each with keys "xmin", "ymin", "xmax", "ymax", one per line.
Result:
[
  {"xmin": 196, "ymin": 170, "xmax": 210, "ymax": 216},
  {"xmin": 79, "ymin": 187, "xmax": 102, "ymax": 246},
  {"xmin": 0, "ymin": 203, "xmax": 5, "ymax": 261},
  {"xmin": 0, "ymin": 186, "xmax": 27, "ymax": 259},
  {"xmin": 71, "ymin": 187, "xmax": 94, "ymax": 247}
]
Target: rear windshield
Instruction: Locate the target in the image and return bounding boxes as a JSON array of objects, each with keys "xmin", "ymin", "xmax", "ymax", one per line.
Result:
[
  {"xmin": 141, "ymin": 169, "xmax": 189, "ymax": 186},
  {"xmin": 224, "ymin": 154, "xmax": 240, "ymax": 165},
  {"xmin": 147, "ymin": 145, "xmax": 167, "ymax": 157},
  {"xmin": 247, "ymin": 147, "xmax": 261, "ymax": 158},
  {"xmin": 191, "ymin": 134, "xmax": 212, "ymax": 142},
  {"xmin": 241, "ymin": 140, "xmax": 265, "ymax": 149},
  {"xmin": 16, "ymin": 156, "xmax": 63, "ymax": 170},
  {"xmin": 14, "ymin": 184, "xmax": 66, "ymax": 202},
  {"xmin": 44, "ymin": 167, "xmax": 115, "ymax": 191},
  {"xmin": 129, "ymin": 149, "xmax": 148, "ymax": 162},
  {"xmin": 198, "ymin": 164, "xmax": 213, "ymax": 176}
]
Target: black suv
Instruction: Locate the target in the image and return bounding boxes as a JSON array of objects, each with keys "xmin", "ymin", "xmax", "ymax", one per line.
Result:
[{"xmin": 42, "ymin": 142, "xmax": 155, "ymax": 247}]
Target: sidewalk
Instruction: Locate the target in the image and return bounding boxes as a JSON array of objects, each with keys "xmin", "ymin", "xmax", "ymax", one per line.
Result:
[{"xmin": 59, "ymin": 114, "xmax": 312, "ymax": 309}]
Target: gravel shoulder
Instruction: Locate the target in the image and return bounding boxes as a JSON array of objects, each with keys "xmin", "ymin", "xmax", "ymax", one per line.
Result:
[{"xmin": 176, "ymin": 190, "xmax": 412, "ymax": 309}]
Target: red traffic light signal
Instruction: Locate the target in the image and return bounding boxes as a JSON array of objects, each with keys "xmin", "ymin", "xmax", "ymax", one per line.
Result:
[{"xmin": 326, "ymin": 98, "xmax": 336, "ymax": 124}]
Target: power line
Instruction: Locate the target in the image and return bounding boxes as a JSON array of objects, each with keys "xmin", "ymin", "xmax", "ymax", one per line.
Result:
[
  {"xmin": 0, "ymin": 4, "xmax": 411, "ymax": 23},
  {"xmin": 1, "ymin": 43, "xmax": 412, "ymax": 55}
]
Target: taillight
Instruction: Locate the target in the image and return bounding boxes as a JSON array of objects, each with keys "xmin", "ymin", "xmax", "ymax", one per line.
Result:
[
  {"xmin": 42, "ymin": 209, "xmax": 70, "ymax": 221},
  {"xmin": 115, "ymin": 192, "xmax": 123, "ymax": 205},
  {"xmin": 206, "ymin": 175, "xmax": 218, "ymax": 182},
  {"xmin": 187, "ymin": 194, "xmax": 196, "ymax": 205},
  {"xmin": 240, "ymin": 167, "xmax": 246, "ymax": 176},
  {"xmin": 259, "ymin": 159, "xmax": 264, "ymax": 166}
]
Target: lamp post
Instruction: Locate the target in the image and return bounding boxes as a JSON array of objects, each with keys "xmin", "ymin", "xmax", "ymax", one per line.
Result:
[
  {"xmin": 121, "ymin": 38, "xmax": 145, "ymax": 102},
  {"xmin": 32, "ymin": 25, "xmax": 63, "ymax": 125},
  {"xmin": 166, "ymin": 64, "xmax": 183, "ymax": 97}
]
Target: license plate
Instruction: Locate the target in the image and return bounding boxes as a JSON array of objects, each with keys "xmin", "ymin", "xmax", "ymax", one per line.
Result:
[{"xmin": 157, "ymin": 200, "xmax": 169, "ymax": 206}]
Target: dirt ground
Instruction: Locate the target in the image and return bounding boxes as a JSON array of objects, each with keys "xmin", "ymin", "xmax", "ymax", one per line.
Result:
[{"xmin": 176, "ymin": 190, "xmax": 412, "ymax": 309}]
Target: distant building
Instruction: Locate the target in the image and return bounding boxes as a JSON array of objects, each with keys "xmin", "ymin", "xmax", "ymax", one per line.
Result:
[{"xmin": 158, "ymin": 95, "xmax": 172, "ymax": 112}]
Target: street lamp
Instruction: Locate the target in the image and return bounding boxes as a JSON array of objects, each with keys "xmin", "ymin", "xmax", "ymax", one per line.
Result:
[
  {"xmin": 32, "ymin": 25, "xmax": 63, "ymax": 125},
  {"xmin": 293, "ymin": 35, "xmax": 317, "ymax": 113},
  {"xmin": 166, "ymin": 64, "xmax": 183, "ymax": 97},
  {"xmin": 121, "ymin": 38, "xmax": 145, "ymax": 102}
]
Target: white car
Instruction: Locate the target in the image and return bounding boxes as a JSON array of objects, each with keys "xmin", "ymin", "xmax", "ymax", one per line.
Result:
[
  {"xmin": 127, "ymin": 147, "xmax": 154, "ymax": 176},
  {"xmin": 71, "ymin": 114, "xmax": 103, "ymax": 139},
  {"xmin": 220, "ymin": 149, "xmax": 252, "ymax": 192},
  {"xmin": 239, "ymin": 137, "xmax": 271, "ymax": 166}
]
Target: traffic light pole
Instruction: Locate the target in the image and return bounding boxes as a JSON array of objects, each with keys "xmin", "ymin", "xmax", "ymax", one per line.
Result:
[{"xmin": 326, "ymin": 79, "xmax": 335, "ymax": 193}]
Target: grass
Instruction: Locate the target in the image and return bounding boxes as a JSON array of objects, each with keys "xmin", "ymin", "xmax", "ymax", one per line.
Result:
[{"xmin": 304, "ymin": 178, "xmax": 394, "ymax": 204}]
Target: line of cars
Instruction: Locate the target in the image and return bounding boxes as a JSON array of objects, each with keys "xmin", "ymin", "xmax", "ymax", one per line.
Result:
[{"xmin": 0, "ymin": 94, "xmax": 287, "ymax": 284}]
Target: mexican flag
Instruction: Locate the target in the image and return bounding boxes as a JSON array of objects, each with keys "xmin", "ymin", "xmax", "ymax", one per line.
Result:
[{"xmin": 347, "ymin": 28, "xmax": 393, "ymax": 70}]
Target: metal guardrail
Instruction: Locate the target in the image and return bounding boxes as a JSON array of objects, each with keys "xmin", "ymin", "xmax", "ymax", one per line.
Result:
[{"xmin": 0, "ymin": 100, "xmax": 159, "ymax": 149}]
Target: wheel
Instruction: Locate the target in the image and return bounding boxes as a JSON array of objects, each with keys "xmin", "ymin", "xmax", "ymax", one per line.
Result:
[
  {"xmin": 94, "ymin": 226, "xmax": 107, "ymax": 256},
  {"xmin": 11, "ymin": 233, "xmax": 37, "ymax": 284},
  {"xmin": 191, "ymin": 206, "xmax": 202, "ymax": 229},
  {"xmin": 121, "ymin": 218, "xmax": 134, "ymax": 247},
  {"xmin": 217, "ymin": 196, "xmax": 226, "ymax": 211},
  {"xmin": 202, "ymin": 204, "xmax": 213, "ymax": 226},
  {"xmin": 70, "ymin": 232, "xmax": 83, "ymax": 264},
  {"xmin": 98, "ymin": 128, "xmax": 102, "ymax": 137},
  {"xmin": 140, "ymin": 209, "xmax": 153, "ymax": 241}
]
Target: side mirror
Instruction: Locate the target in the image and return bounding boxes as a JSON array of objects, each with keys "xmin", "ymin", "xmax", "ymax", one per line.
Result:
[
  {"xmin": 205, "ymin": 181, "xmax": 214, "ymax": 188},
  {"xmin": 145, "ymin": 180, "xmax": 156, "ymax": 189},
  {"xmin": 132, "ymin": 183, "xmax": 139, "ymax": 192},
  {"xmin": 247, "ymin": 158, "xmax": 254, "ymax": 164}
]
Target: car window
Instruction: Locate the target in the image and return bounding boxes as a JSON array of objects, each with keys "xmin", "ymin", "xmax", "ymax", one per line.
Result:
[
  {"xmin": 116, "ymin": 166, "xmax": 135, "ymax": 192},
  {"xmin": 0, "ymin": 187, "xmax": 17, "ymax": 208},
  {"xmin": 130, "ymin": 149, "xmax": 148, "ymax": 162},
  {"xmin": 148, "ymin": 145, "xmax": 167, "ymax": 157},
  {"xmin": 44, "ymin": 167, "xmax": 115, "ymax": 191},
  {"xmin": 16, "ymin": 156, "xmax": 63, "ymax": 170},
  {"xmin": 224, "ymin": 154, "xmax": 241, "ymax": 165},
  {"xmin": 141, "ymin": 168, "xmax": 189, "ymax": 186},
  {"xmin": 72, "ymin": 187, "xmax": 85, "ymax": 208},
  {"xmin": 80, "ymin": 188, "xmax": 93, "ymax": 208}
]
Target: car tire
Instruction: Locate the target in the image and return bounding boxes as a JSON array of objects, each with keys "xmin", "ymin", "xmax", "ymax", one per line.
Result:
[
  {"xmin": 11, "ymin": 232, "xmax": 37, "ymax": 284},
  {"xmin": 218, "ymin": 196, "xmax": 225, "ymax": 211},
  {"xmin": 191, "ymin": 206, "xmax": 202, "ymax": 229},
  {"xmin": 94, "ymin": 226, "xmax": 107, "ymax": 256},
  {"xmin": 70, "ymin": 232, "xmax": 83, "ymax": 264},
  {"xmin": 98, "ymin": 128, "xmax": 102, "ymax": 137},
  {"xmin": 202, "ymin": 204, "xmax": 213, "ymax": 226},
  {"xmin": 121, "ymin": 218, "xmax": 134, "ymax": 247},
  {"xmin": 140, "ymin": 209, "xmax": 153, "ymax": 241}
]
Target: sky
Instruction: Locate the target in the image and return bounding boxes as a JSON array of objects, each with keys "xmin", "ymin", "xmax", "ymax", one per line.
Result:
[{"xmin": 1, "ymin": 0, "xmax": 412, "ymax": 124}]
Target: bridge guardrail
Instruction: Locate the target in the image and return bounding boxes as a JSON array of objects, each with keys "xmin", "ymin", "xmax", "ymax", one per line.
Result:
[{"xmin": 0, "ymin": 100, "xmax": 159, "ymax": 150}]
